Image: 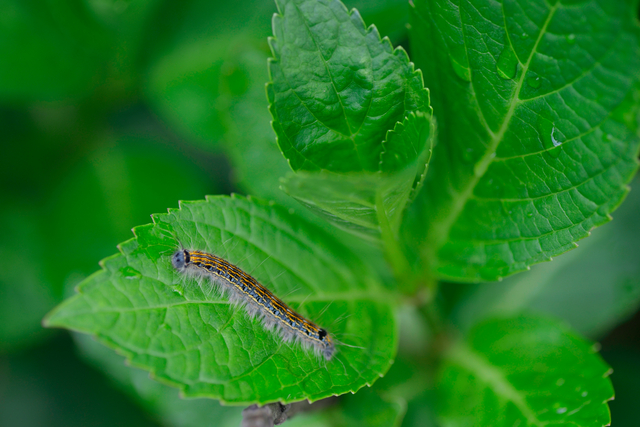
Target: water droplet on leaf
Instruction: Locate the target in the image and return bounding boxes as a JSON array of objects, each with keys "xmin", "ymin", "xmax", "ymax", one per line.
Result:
[
  {"xmin": 462, "ymin": 147, "xmax": 475, "ymax": 164},
  {"xmin": 527, "ymin": 74, "xmax": 542, "ymax": 88},
  {"xmin": 120, "ymin": 266, "xmax": 141, "ymax": 279},
  {"xmin": 565, "ymin": 34, "xmax": 576, "ymax": 44},
  {"xmin": 539, "ymin": 118, "xmax": 562, "ymax": 158},
  {"xmin": 449, "ymin": 56, "xmax": 471, "ymax": 82},
  {"xmin": 551, "ymin": 127, "xmax": 562, "ymax": 147},
  {"xmin": 556, "ymin": 407, "xmax": 567, "ymax": 414}
]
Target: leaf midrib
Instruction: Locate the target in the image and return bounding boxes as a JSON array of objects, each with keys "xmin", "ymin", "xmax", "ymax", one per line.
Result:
[
  {"xmin": 448, "ymin": 343, "xmax": 544, "ymax": 427},
  {"xmin": 290, "ymin": 1, "xmax": 359, "ymax": 146},
  {"xmin": 426, "ymin": 3, "xmax": 559, "ymax": 263}
]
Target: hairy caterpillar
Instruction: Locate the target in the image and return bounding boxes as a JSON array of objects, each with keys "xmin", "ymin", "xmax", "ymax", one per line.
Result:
[{"xmin": 171, "ymin": 249, "xmax": 336, "ymax": 360}]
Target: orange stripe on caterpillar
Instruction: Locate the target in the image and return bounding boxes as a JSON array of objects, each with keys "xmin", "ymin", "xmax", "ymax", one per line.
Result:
[{"xmin": 171, "ymin": 249, "xmax": 335, "ymax": 360}]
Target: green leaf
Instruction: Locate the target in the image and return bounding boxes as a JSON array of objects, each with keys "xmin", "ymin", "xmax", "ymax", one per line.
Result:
[
  {"xmin": 267, "ymin": 0, "xmax": 430, "ymax": 173},
  {"xmin": 44, "ymin": 195, "xmax": 396, "ymax": 405},
  {"xmin": 452, "ymin": 174, "xmax": 640, "ymax": 339},
  {"xmin": 216, "ymin": 45, "xmax": 298, "ymax": 203},
  {"xmin": 282, "ymin": 112, "xmax": 434, "ymax": 240},
  {"xmin": 409, "ymin": 0, "xmax": 640, "ymax": 281},
  {"xmin": 336, "ymin": 386, "xmax": 406, "ymax": 427},
  {"xmin": 268, "ymin": 0, "xmax": 434, "ymax": 246},
  {"xmin": 401, "ymin": 390, "xmax": 439, "ymax": 427},
  {"xmin": 143, "ymin": 0, "xmax": 275, "ymax": 61},
  {"xmin": 438, "ymin": 316, "xmax": 613, "ymax": 427},
  {"xmin": 145, "ymin": 37, "xmax": 233, "ymax": 146}
]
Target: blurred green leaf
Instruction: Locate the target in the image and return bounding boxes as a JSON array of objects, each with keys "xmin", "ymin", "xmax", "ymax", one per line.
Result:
[
  {"xmin": 43, "ymin": 136, "xmax": 213, "ymax": 294},
  {"xmin": 0, "ymin": 0, "xmax": 164, "ymax": 103},
  {"xmin": 83, "ymin": 0, "xmax": 166, "ymax": 83},
  {"xmin": 286, "ymin": 388, "xmax": 405, "ymax": 427},
  {"xmin": 0, "ymin": 335, "xmax": 160, "ymax": 427},
  {"xmin": 451, "ymin": 174, "xmax": 640, "ymax": 339},
  {"xmin": 0, "ymin": 0, "xmax": 108, "ymax": 101},
  {"xmin": 145, "ymin": 34, "xmax": 298, "ymax": 205},
  {"xmin": 438, "ymin": 316, "xmax": 613, "ymax": 427},
  {"xmin": 74, "ymin": 333, "xmax": 243, "ymax": 427},
  {"xmin": 145, "ymin": 38, "xmax": 230, "ymax": 145},
  {"xmin": 400, "ymin": 390, "xmax": 439, "ymax": 427},
  {"xmin": 344, "ymin": 0, "xmax": 409, "ymax": 45},
  {"xmin": 408, "ymin": 0, "xmax": 640, "ymax": 282},
  {"xmin": 336, "ymin": 387, "xmax": 406, "ymax": 427},
  {"xmin": 0, "ymin": 208, "xmax": 57, "ymax": 352},
  {"xmin": 142, "ymin": 0, "xmax": 275, "ymax": 60},
  {"xmin": 45, "ymin": 195, "xmax": 396, "ymax": 404},
  {"xmin": 219, "ymin": 47, "xmax": 297, "ymax": 202}
]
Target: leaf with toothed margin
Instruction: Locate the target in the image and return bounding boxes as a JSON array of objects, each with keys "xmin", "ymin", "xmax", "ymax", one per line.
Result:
[
  {"xmin": 44, "ymin": 195, "xmax": 397, "ymax": 405},
  {"xmin": 437, "ymin": 316, "xmax": 614, "ymax": 427},
  {"xmin": 268, "ymin": 0, "xmax": 434, "ymax": 240},
  {"xmin": 281, "ymin": 112, "xmax": 435, "ymax": 241},
  {"xmin": 450, "ymin": 175, "xmax": 640, "ymax": 340},
  {"xmin": 267, "ymin": 0, "xmax": 430, "ymax": 173},
  {"xmin": 407, "ymin": 0, "xmax": 640, "ymax": 282}
]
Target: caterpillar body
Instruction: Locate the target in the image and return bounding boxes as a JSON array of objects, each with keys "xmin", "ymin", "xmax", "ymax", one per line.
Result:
[{"xmin": 171, "ymin": 249, "xmax": 335, "ymax": 360}]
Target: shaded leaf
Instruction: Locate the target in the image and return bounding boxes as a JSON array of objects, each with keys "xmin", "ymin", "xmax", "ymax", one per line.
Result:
[
  {"xmin": 286, "ymin": 386, "xmax": 406, "ymax": 427},
  {"xmin": 44, "ymin": 135, "xmax": 213, "ymax": 292},
  {"xmin": 74, "ymin": 333, "xmax": 243, "ymax": 427},
  {"xmin": 0, "ymin": 335, "xmax": 160, "ymax": 427},
  {"xmin": 438, "ymin": 316, "xmax": 613, "ymax": 427},
  {"xmin": 0, "ymin": 0, "xmax": 109, "ymax": 101},
  {"xmin": 0, "ymin": 208, "xmax": 56, "ymax": 352}
]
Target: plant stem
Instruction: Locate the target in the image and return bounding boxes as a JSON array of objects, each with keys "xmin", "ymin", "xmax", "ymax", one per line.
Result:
[{"xmin": 375, "ymin": 191, "xmax": 416, "ymax": 293}]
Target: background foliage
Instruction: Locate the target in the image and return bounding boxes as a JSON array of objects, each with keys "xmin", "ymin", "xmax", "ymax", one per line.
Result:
[{"xmin": 1, "ymin": 0, "xmax": 639, "ymax": 426}]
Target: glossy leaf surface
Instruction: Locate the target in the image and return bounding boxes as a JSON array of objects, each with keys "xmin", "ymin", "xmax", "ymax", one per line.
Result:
[
  {"xmin": 45, "ymin": 196, "xmax": 396, "ymax": 405},
  {"xmin": 409, "ymin": 0, "xmax": 640, "ymax": 281}
]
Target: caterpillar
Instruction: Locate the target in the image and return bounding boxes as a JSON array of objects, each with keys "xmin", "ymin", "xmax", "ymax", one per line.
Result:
[{"xmin": 171, "ymin": 249, "xmax": 336, "ymax": 360}]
